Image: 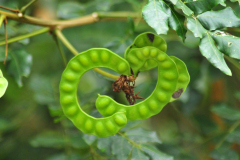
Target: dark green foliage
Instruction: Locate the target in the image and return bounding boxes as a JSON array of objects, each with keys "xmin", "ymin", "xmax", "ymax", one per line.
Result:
[{"xmin": 142, "ymin": 0, "xmax": 240, "ymax": 76}]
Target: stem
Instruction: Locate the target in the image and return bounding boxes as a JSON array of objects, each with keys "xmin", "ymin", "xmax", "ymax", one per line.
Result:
[
  {"xmin": 4, "ymin": 18, "xmax": 7, "ymax": 64},
  {"xmin": 0, "ymin": 27, "xmax": 49, "ymax": 46},
  {"xmin": 215, "ymin": 119, "xmax": 240, "ymax": 149},
  {"xmin": 97, "ymin": 12, "xmax": 140, "ymax": 18},
  {"xmin": 0, "ymin": 14, "xmax": 6, "ymax": 27},
  {"xmin": 0, "ymin": 5, "xmax": 20, "ymax": 13},
  {"xmin": 52, "ymin": 34, "xmax": 67, "ymax": 66},
  {"xmin": 0, "ymin": 10, "xmax": 140, "ymax": 29},
  {"xmin": 54, "ymin": 29, "xmax": 119, "ymax": 80},
  {"xmin": 93, "ymin": 68, "xmax": 119, "ymax": 80},
  {"xmin": 54, "ymin": 29, "xmax": 78, "ymax": 55},
  {"xmin": 20, "ymin": 0, "xmax": 36, "ymax": 12}
]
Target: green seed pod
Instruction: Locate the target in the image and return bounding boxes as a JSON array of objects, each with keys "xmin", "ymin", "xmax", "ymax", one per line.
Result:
[
  {"xmin": 96, "ymin": 46, "xmax": 179, "ymax": 120},
  {"xmin": 169, "ymin": 56, "xmax": 190, "ymax": 102},
  {"xmin": 126, "ymin": 32, "xmax": 190, "ymax": 102},
  {"xmin": 59, "ymin": 48, "xmax": 131, "ymax": 137},
  {"xmin": 124, "ymin": 32, "xmax": 167, "ymax": 72}
]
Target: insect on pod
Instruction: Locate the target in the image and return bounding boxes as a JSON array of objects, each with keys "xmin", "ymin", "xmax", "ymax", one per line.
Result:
[
  {"xmin": 96, "ymin": 46, "xmax": 183, "ymax": 120},
  {"xmin": 59, "ymin": 32, "xmax": 190, "ymax": 137}
]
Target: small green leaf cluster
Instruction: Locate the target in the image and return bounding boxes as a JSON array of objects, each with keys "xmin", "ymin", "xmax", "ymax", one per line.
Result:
[
  {"xmin": 28, "ymin": 122, "xmax": 173, "ymax": 160},
  {"xmin": 142, "ymin": 0, "xmax": 240, "ymax": 76}
]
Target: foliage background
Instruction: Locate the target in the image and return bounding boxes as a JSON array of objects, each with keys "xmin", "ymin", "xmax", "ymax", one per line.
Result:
[{"xmin": 0, "ymin": 0, "xmax": 240, "ymax": 160}]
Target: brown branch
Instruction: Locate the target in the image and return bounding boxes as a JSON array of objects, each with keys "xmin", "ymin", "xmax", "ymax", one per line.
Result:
[
  {"xmin": 0, "ymin": 5, "xmax": 20, "ymax": 13},
  {"xmin": 0, "ymin": 9, "xmax": 141, "ymax": 29}
]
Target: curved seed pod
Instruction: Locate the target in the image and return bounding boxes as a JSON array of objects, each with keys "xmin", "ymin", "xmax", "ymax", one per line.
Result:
[
  {"xmin": 96, "ymin": 47, "xmax": 178, "ymax": 120},
  {"xmin": 169, "ymin": 56, "xmax": 190, "ymax": 102},
  {"xmin": 0, "ymin": 69, "xmax": 8, "ymax": 98},
  {"xmin": 124, "ymin": 32, "xmax": 167, "ymax": 72},
  {"xmin": 59, "ymin": 48, "xmax": 131, "ymax": 137}
]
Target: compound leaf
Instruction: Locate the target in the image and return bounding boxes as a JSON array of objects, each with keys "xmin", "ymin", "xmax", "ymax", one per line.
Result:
[
  {"xmin": 142, "ymin": 0, "xmax": 169, "ymax": 34},
  {"xmin": 174, "ymin": 0, "xmax": 193, "ymax": 16},
  {"xmin": 187, "ymin": 17, "xmax": 207, "ymax": 38},
  {"xmin": 211, "ymin": 103, "xmax": 240, "ymax": 120},
  {"xmin": 29, "ymin": 131, "xmax": 67, "ymax": 148},
  {"xmin": 125, "ymin": 128, "xmax": 161, "ymax": 144},
  {"xmin": 57, "ymin": 1, "xmax": 85, "ymax": 19},
  {"xmin": 132, "ymin": 147, "xmax": 150, "ymax": 160},
  {"xmin": 111, "ymin": 135, "xmax": 132, "ymax": 160},
  {"xmin": 226, "ymin": 127, "xmax": 240, "ymax": 145},
  {"xmin": 82, "ymin": 134, "xmax": 97, "ymax": 145},
  {"xmin": 197, "ymin": 7, "xmax": 240, "ymax": 30},
  {"xmin": 210, "ymin": 146, "xmax": 239, "ymax": 160},
  {"xmin": 199, "ymin": 34, "xmax": 232, "ymax": 76},
  {"xmin": 210, "ymin": 30, "xmax": 240, "ymax": 60},
  {"xmin": 0, "ymin": 47, "xmax": 11, "ymax": 62},
  {"xmin": 97, "ymin": 136, "xmax": 113, "ymax": 151},
  {"xmin": 230, "ymin": 0, "xmax": 240, "ymax": 5},
  {"xmin": 141, "ymin": 144, "xmax": 173, "ymax": 160},
  {"xmin": 7, "ymin": 50, "xmax": 32, "ymax": 87},
  {"xmin": 29, "ymin": 74, "xmax": 56, "ymax": 104},
  {"xmin": 166, "ymin": 4, "xmax": 187, "ymax": 41},
  {"xmin": 30, "ymin": 131, "xmax": 88, "ymax": 149},
  {"xmin": 185, "ymin": 0, "xmax": 226, "ymax": 14},
  {"xmin": 120, "ymin": 121, "xmax": 141, "ymax": 132},
  {"xmin": 168, "ymin": 0, "xmax": 178, "ymax": 5}
]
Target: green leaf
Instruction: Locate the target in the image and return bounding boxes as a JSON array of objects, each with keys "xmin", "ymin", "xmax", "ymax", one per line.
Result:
[
  {"xmin": 186, "ymin": 17, "xmax": 207, "ymax": 38},
  {"xmin": 18, "ymin": 38, "xmax": 30, "ymax": 45},
  {"xmin": 0, "ymin": 118, "xmax": 16, "ymax": 132},
  {"xmin": 29, "ymin": 131, "xmax": 67, "ymax": 148},
  {"xmin": 57, "ymin": 1, "xmax": 85, "ymax": 19},
  {"xmin": 120, "ymin": 121, "xmax": 141, "ymax": 132},
  {"xmin": 0, "ymin": 69, "xmax": 8, "ymax": 98},
  {"xmin": 210, "ymin": 31, "xmax": 240, "ymax": 60},
  {"xmin": 97, "ymin": 136, "xmax": 113, "ymax": 151},
  {"xmin": 226, "ymin": 127, "xmax": 240, "ymax": 145},
  {"xmin": 30, "ymin": 131, "xmax": 88, "ymax": 149},
  {"xmin": 68, "ymin": 134, "xmax": 89, "ymax": 149},
  {"xmin": 166, "ymin": 4, "xmax": 187, "ymax": 41},
  {"xmin": 168, "ymin": 0, "xmax": 178, "ymax": 5},
  {"xmin": 29, "ymin": 74, "xmax": 56, "ymax": 104},
  {"xmin": 141, "ymin": 144, "xmax": 174, "ymax": 160},
  {"xmin": 46, "ymin": 153, "xmax": 85, "ymax": 160},
  {"xmin": 210, "ymin": 147, "xmax": 239, "ymax": 160},
  {"xmin": 132, "ymin": 148, "xmax": 150, "ymax": 160},
  {"xmin": 235, "ymin": 91, "xmax": 240, "ymax": 100},
  {"xmin": 174, "ymin": 0, "xmax": 193, "ymax": 16},
  {"xmin": 211, "ymin": 104, "xmax": 240, "ymax": 120},
  {"xmin": 0, "ymin": 47, "xmax": 11, "ymax": 61},
  {"xmin": 185, "ymin": 0, "xmax": 226, "ymax": 14},
  {"xmin": 230, "ymin": 0, "xmax": 240, "ymax": 5},
  {"xmin": 125, "ymin": 17, "xmax": 135, "ymax": 36},
  {"xmin": 199, "ymin": 34, "xmax": 232, "ymax": 76},
  {"xmin": 82, "ymin": 134, "xmax": 97, "ymax": 145},
  {"xmin": 112, "ymin": 135, "xmax": 132, "ymax": 160},
  {"xmin": 142, "ymin": 0, "xmax": 170, "ymax": 34},
  {"xmin": 197, "ymin": 7, "xmax": 240, "ymax": 30},
  {"xmin": 7, "ymin": 50, "xmax": 32, "ymax": 87},
  {"xmin": 125, "ymin": 128, "xmax": 161, "ymax": 144}
]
